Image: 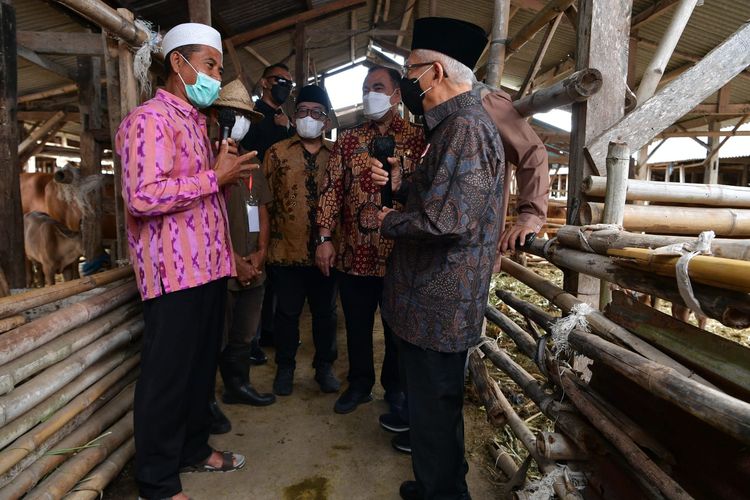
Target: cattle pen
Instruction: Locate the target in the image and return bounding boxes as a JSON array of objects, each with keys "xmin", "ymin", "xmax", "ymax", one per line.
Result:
[{"xmin": 1, "ymin": 0, "xmax": 750, "ymax": 499}]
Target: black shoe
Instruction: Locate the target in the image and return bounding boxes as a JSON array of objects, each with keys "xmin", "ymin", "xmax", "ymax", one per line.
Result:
[
  {"xmin": 258, "ymin": 333, "xmax": 274, "ymax": 347},
  {"xmin": 273, "ymin": 367, "xmax": 294, "ymax": 396},
  {"xmin": 223, "ymin": 383, "xmax": 276, "ymax": 406},
  {"xmin": 315, "ymin": 365, "xmax": 341, "ymax": 393},
  {"xmin": 209, "ymin": 399, "xmax": 231, "ymax": 435},
  {"xmin": 391, "ymin": 431, "xmax": 411, "ymax": 454},
  {"xmin": 379, "ymin": 412, "xmax": 409, "ymax": 433},
  {"xmin": 333, "ymin": 387, "xmax": 373, "ymax": 414},
  {"xmin": 249, "ymin": 339, "xmax": 268, "ymax": 365},
  {"xmin": 399, "ymin": 481, "xmax": 423, "ymax": 500}
]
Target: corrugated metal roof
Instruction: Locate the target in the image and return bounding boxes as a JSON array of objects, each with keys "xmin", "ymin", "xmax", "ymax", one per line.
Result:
[{"xmin": 12, "ymin": 0, "xmax": 750, "ymax": 131}]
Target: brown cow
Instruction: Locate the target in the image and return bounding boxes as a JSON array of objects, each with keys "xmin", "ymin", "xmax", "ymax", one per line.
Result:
[{"xmin": 24, "ymin": 211, "xmax": 83, "ymax": 287}]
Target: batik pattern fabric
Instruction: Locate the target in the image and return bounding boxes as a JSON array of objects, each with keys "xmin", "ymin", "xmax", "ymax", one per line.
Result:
[
  {"xmin": 115, "ymin": 89, "xmax": 234, "ymax": 300},
  {"xmin": 381, "ymin": 91, "xmax": 505, "ymax": 353},
  {"xmin": 316, "ymin": 115, "xmax": 426, "ymax": 277},
  {"xmin": 264, "ymin": 136, "xmax": 332, "ymax": 266}
]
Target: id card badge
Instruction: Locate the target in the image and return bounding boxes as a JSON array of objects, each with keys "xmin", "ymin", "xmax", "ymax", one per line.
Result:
[{"xmin": 246, "ymin": 201, "xmax": 260, "ymax": 233}]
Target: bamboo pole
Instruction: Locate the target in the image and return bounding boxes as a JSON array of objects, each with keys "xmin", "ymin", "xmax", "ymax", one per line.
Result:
[
  {"xmin": 53, "ymin": 0, "xmax": 149, "ymax": 48},
  {"xmin": 0, "ymin": 384, "xmax": 134, "ymax": 499},
  {"xmin": 608, "ymin": 247, "xmax": 750, "ymax": 293},
  {"xmin": 556, "ymin": 225, "xmax": 750, "ymax": 261},
  {"xmin": 486, "ymin": 0, "xmax": 511, "ymax": 87},
  {"xmin": 468, "ymin": 351, "xmax": 505, "ymax": 426},
  {"xmin": 66, "ymin": 439, "xmax": 134, "ymax": 500},
  {"xmin": 474, "ymin": 352, "xmax": 582, "ymax": 500},
  {"xmin": 536, "ymin": 432, "xmax": 587, "ymax": 461},
  {"xmin": 560, "ymin": 372, "xmax": 694, "ymax": 499},
  {"xmin": 635, "ymin": 0, "xmax": 699, "ymax": 106},
  {"xmin": 583, "ymin": 202, "xmax": 750, "ymax": 236},
  {"xmin": 0, "ymin": 355, "xmax": 138, "ymax": 477},
  {"xmin": 494, "ymin": 289, "xmax": 555, "ymax": 334},
  {"xmin": 488, "ymin": 441, "xmax": 518, "ymax": 480},
  {"xmin": 0, "ymin": 281, "xmax": 138, "ymax": 366},
  {"xmin": 495, "ymin": 292, "xmax": 678, "ymax": 464},
  {"xmin": 599, "ymin": 142, "xmax": 630, "ymax": 308},
  {"xmin": 0, "ymin": 302, "xmax": 139, "ymax": 395},
  {"xmin": 498, "ymin": 256, "xmax": 721, "ymax": 384},
  {"xmin": 584, "ymin": 175, "xmax": 750, "ymax": 207},
  {"xmin": 0, "ymin": 316, "xmax": 24, "ymax": 334},
  {"xmin": 513, "ymin": 69, "xmax": 602, "ymax": 117},
  {"xmin": 485, "ymin": 305, "xmax": 537, "ymax": 359},
  {"xmin": 525, "ymin": 239, "xmax": 750, "ymax": 328},
  {"xmin": 26, "ymin": 411, "xmax": 134, "ymax": 500},
  {"xmin": 0, "ymin": 267, "xmax": 133, "ymax": 319},
  {"xmin": 0, "ymin": 318, "xmax": 142, "ymax": 426},
  {"xmin": 0, "ymin": 348, "xmax": 136, "ymax": 451},
  {"xmin": 566, "ymin": 329, "xmax": 750, "ymax": 445}
]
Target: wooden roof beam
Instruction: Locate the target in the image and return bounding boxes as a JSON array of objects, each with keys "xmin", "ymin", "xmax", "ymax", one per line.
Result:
[
  {"xmin": 631, "ymin": 0, "xmax": 680, "ymax": 31},
  {"xmin": 693, "ymin": 103, "xmax": 750, "ymax": 115},
  {"xmin": 17, "ymin": 45, "xmax": 76, "ymax": 81},
  {"xmin": 227, "ymin": 0, "xmax": 367, "ymax": 48},
  {"xmin": 16, "ymin": 31, "xmax": 103, "ymax": 56},
  {"xmin": 585, "ymin": 21, "xmax": 750, "ymax": 172},
  {"xmin": 506, "ymin": 0, "xmax": 576, "ymax": 58}
]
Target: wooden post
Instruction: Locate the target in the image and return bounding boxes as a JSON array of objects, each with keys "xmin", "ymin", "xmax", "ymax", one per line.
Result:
[
  {"xmin": 78, "ymin": 55, "xmax": 104, "ymax": 262},
  {"xmin": 188, "ymin": 0, "xmax": 211, "ymax": 24},
  {"xmin": 117, "ymin": 9, "xmax": 138, "ymax": 118},
  {"xmin": 598, "ymin": 141, "xmax": 630, "ymax": 309},
  {"xmin": 295, "ymin": 24, "xmax": 306, "ymax": 90},
  {"xmin": 565, "ymin": 0, "xmax": 632, "ymax": 305},
  {"xmin": 102, "ymin": 31, "xmax": 127, "ymax": 263},
  {"xmin": 395, "ymin": 0, "xmax": 415, "ymax": 48},
  {"xmin": 0, "ymin": 0, "xmax": 24, "ymax": 289},
  {"xmin": 705, "ymin": 121, "xmax": 720, "ymax": 184},
  {"xmin": 485, "ymin": 0, "xmax": 511, "ymax": 87}
]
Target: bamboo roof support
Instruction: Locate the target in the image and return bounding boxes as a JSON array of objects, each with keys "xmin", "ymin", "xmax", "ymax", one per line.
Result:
[
  {"xmin": 505, "ymin": 0, "xmax": 576, "ymax": 58},
  {"xmin": 599, "ymin": 141, "xmax": 630, "ymax": 308},
  {"xmin": 513, "ymin": 68, "xmax": 602, "ymax": 116},
  {"xmin": 52, "ymin": 0, "xmax": 149, "ymax": 48},
  {"xmin": 485, "ymin": 0, "xmax": 511, "ymax": 87}
]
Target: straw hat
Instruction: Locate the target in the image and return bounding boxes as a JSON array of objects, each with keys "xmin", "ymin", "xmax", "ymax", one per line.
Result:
[{"xmin": 214, "ymin": 79, "xmax": 264, "ymax": 123}]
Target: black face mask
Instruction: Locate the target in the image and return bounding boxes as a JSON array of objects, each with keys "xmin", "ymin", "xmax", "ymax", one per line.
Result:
[
  {"xmin": 398, "ymin": 66, "xmax": 433, "ymax": 116},
  {"xmin": 271, "ymin": 83, "xmax": 291, "ymax": 105}
]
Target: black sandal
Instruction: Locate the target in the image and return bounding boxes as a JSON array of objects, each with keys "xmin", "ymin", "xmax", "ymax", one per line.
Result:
[{"xmin": 180, "ymin": 450, "xmax": 246, "ymax": 473}]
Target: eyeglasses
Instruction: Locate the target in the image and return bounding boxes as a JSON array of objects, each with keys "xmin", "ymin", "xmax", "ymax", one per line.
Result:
[
  {"xmin": 402, "ymin": 62, "xmax": 435, "ymax": 74},
  {"xmin": 294, "ymin": 108, "xmax": 327, "ymax": 120},
  {"xmin": 267, "ymin": 75, "xmax": 294, "ymax": 88}
]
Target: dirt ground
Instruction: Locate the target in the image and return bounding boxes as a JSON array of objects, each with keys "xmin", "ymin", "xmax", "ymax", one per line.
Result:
[{"xmin": 106, "ymin": 302, "xmax": 502, "ymax": 499}]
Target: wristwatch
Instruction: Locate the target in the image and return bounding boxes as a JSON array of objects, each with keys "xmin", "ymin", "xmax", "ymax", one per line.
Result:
[{"xmin": 316, "ymin": 235, "xmax": 333, "ymax": 245}]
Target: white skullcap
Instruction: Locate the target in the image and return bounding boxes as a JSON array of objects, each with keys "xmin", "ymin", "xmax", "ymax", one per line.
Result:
[{"xmin": 161, "ymin": 23, "xmax": 223, "ymax": 57}]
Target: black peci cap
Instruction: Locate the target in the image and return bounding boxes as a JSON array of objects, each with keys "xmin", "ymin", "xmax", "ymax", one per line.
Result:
[
  {"xmin": 411, "ymin": 17, "xmax": 488, "ymax": 70},
  {"xmin": 297, "ymin": 84, "xmax": 332, "ymax": 112}
]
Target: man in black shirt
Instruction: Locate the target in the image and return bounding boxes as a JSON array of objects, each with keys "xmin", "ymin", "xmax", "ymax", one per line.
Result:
[
  {"xmin": 241, "ymin": 63, "xmax": 296, "ymax": 353},
  {"xmin": 241, "ymin": 63, "xmax": 295, "ymax": 162}
]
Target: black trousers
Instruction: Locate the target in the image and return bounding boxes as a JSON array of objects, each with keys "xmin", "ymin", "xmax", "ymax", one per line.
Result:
[
  {"xmin": 269, "ymin": 265, "xmax": 338, "ymax": 370},
  {"xmin": 398, "ymin": 337, "xmax": 470, "ymax": 500},
  {"xmin": 134, "ymin": 278, "xmax": 227, "ymax": 499},
  {"xmin": 339, "ymin": 273, "xmax": 400, "ymax": 395}
]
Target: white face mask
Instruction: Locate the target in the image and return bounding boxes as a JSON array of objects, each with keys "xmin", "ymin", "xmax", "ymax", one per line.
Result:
[
  {"xmin": 230, "ymin": 115, "xmax": 251, "ymax": 142},
  {"xmin": 363, "ymin": 91, "xmax": 396, "ymax": 120},
  {"xmin": 296, "ymin": 116, "xmax": 325, "ymax": 139}
]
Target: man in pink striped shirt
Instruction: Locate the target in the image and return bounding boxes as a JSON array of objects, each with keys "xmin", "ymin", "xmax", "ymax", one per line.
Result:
[{"xmin": 115, "ymin": 23, "xmax": 256, "ymax": 500}]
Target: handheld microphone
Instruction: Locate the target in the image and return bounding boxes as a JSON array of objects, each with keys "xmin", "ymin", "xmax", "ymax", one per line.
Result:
[
  {"xmin": 218, "ymin": 108, "xmax": 236, "ymax": 142},
  {"xmin": 372, "ymin": 135, "xmax": 396, "ymax": 208}
]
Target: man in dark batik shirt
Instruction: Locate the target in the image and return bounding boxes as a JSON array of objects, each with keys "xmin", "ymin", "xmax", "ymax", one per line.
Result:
[{"xmin": 372, "ymin": 17, "xmax": 503, "ymax": 500}]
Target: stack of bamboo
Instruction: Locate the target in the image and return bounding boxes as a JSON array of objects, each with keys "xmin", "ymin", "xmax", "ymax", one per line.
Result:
[
  {"xmin": 471, "ymin": 256, "xmax": 750, "ymax": 499},
  {"xmin": 0, "ymin": 267, "xmax": 142, "ymax": 499},
  {"xmin": 581, "ymin": 175, "xmax": 750, "ymax": 236}
]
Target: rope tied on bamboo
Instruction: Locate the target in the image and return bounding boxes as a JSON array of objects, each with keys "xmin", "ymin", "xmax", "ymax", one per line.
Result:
[
  {"xmin": 652, "ymin": 230, "xmax": 715, "ymax": 317},
  {"xmin": 132, "ymin": 19, "xmax": 161, "ymax": 97},
  {"xmin": 521, "ymin": 464, "xmax": 587, "ymax": 499},
  {"xmin": 465, "ymin": 319, "xmax": 500, "ymax": 375},
  {"xmin": 572, "ymin": 224, "xmax": 624, "ymax": 253},
  {"xmin": 550, "ymin": 303, "xmax": 595, "ymax": 357}
]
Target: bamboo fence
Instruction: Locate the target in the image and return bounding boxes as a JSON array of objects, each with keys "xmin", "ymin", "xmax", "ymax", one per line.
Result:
[{"xmin": 0, "ymin": 268, "xmax": 141, "ymax": 498}]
